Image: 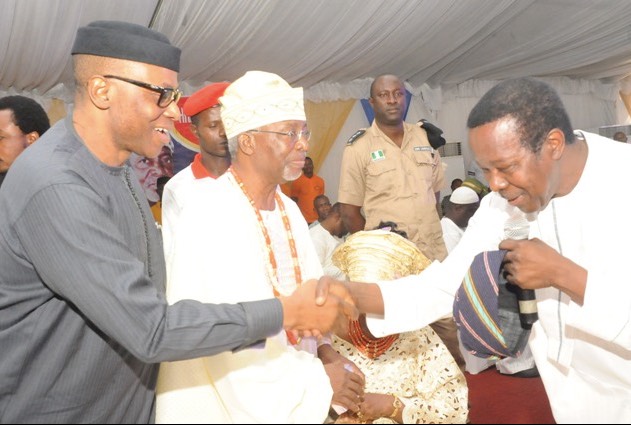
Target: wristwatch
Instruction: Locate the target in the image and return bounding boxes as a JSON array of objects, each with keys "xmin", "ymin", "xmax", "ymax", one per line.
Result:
[{"xmin": 390, "ymin": 394, "xmax": 403, "ymax": 419}]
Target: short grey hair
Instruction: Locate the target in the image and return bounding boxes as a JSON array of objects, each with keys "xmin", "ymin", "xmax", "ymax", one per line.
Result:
[{"xmin": 227, "ymin": 134, "xmax": 239, "ymax": 158}]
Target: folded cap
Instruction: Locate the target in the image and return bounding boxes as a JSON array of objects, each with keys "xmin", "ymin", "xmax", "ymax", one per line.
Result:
[
  {"xmin": 220, "ymin": 71, "xmax": 305, "ymax": 140},
  {"xmin": 183, "ymin": 82, "xmax": 231, "ymax": 117},
  {"xmin": 71, "ymin": 20, "xmax": 181, "ymax": 72},
  {"xmin": 450, "ymin": 186, "xmax": 479, "ymax": 205},
  {"xmin": 453, "ymin": 250, "xmax": 531, "ymax": 359}
]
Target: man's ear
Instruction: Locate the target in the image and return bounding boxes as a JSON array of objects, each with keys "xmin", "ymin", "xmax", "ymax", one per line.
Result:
[
  {"xmin": 87, "ymin": 75, "xmax": 111, "ymax": 110},
  {"xmin": 24, "ymin": 131, "xmax": 41, "ymax": 146},
  {"xmin": 544, "ymin": 128, "xmax": 565, "ymax": 160},
  {"xmin": 190, "ymin": 123, "xmax": 199, "ymax": 139},
  {"xmin": 238, "ymin": 132, "xmax": 255, "ymax": 156}
]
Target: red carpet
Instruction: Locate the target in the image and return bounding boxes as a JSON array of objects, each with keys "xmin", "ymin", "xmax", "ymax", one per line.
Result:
[{"xmin": 465, "ymin": 368, "xmax": 555, "ymax": 424}]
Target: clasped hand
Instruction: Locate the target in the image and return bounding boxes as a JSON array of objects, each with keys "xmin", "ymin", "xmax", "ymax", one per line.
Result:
[{"xmin": 281, "ymin": 276, "xmax": 357, "ymax": 338}]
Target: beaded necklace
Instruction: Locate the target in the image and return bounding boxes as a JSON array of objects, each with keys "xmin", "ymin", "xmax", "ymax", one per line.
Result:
[
  {"xmin": 348, "ymin": 317, "xmax": 398, "ymax": 359},
  {"xmin": 228, "ymin": 167, "xmax": 302, "ymax": 297}
]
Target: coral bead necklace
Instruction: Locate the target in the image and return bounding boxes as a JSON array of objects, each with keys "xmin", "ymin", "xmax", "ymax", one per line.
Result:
[
  {"xmin": 348, "ymin": 317, "xmax": 398, "ymax": 359},
  {"xmin": 228, "ymin": 167, "xmax": 302, "ymax": 295}
]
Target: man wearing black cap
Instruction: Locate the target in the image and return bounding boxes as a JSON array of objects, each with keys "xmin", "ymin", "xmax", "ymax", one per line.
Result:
[{"xmin": 0, "ymin": 21, "xmax": 355, "ymax": 423}]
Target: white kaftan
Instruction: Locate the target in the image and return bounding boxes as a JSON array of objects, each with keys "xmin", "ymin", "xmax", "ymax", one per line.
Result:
[
  {"xmin": 367, "ymin": 132, "xmax": 631, "ymax": 423},
  {"xmin": 156, "ymin": 172, "xmax": 332, "ymax": 423}
]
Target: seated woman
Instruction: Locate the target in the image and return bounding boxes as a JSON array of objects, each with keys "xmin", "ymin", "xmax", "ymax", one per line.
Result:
[{"xmin": 331, "ymin": 222, "xmax": 469, "ymax": 424}]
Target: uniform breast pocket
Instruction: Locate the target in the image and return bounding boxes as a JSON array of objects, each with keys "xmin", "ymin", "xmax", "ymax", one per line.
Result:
[
  {"xmin": 366, "ymin": 160, "xmax": 399, "ymax": 193},
  {"xmin": 412, "ymin": 150, "xmax": 435, "ymax": 181}
]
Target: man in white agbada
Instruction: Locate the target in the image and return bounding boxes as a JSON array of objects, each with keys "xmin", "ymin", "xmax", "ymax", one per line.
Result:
[
  {"xmin": 319, "ymin": 77, "xmax": 631, "ymax": 423},
  {"xmin": 156, "ymin": 71, "xmax": 363, "ymax": 423}
]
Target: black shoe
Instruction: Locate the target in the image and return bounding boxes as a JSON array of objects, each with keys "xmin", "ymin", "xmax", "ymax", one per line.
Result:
[{"xmin": 505, "ymin": 365, "xmax": 540, "ymax": 378}]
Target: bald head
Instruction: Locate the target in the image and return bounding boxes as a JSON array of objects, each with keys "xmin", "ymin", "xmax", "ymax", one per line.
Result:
[
  {"xmin": 370, "ymin": 74, "xmax": 403, "ymax": 98},
  {"xmin": 613, "ymin": 131, "xmax": 627, "ymax": 143}
]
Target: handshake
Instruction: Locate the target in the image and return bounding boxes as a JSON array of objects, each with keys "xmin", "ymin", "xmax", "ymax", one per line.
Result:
[{"xmin": 280, "ymin": 276, "xmax": 363, "ymax": 338}]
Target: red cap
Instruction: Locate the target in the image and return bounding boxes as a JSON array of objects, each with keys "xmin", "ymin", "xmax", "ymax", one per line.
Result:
[{"xmin": 182, "ymin": 81, "xmax": 231, "ymax": 117}]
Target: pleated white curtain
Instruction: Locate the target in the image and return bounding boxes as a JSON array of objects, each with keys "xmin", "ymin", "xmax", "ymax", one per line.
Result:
[
  {"xmin": 3, "ymin": 0, "xmax": 631, "ymax": 106},
  {"xmin": 1, "ymin": 0, "xmax": 629, "ymax": 187}
]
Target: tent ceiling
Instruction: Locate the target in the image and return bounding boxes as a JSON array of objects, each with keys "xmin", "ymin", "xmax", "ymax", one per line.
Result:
[{"xmin": 2, "ymin": 0, "xmax": 631, "ymax": 101}]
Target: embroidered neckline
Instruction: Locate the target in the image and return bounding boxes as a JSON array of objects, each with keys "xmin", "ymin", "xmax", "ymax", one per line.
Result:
[
  {"xmin": 552, "ymin": 200, "xmax": 564, "ymax": 362},
  {"xmin": 124, "ymin": 167, "xmax": 153, "ymax": 278}
]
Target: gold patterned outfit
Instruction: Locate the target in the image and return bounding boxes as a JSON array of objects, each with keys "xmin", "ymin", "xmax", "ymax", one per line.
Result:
[
  {"xmin": 332, "ymin": 329, "xmax": 468, "ymax": 424},
  {"xmin": 331, "ymin": 231, "xmax": 468, "ymax": 424}
]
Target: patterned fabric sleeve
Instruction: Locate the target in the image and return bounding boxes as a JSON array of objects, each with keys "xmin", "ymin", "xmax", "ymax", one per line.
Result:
[{"xmin": 332, "ymin": 326, "xmax": 468, "ymax": 424}]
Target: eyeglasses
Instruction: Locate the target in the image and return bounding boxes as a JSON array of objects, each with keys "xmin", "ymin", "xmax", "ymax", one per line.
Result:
[
  {"xmin": 248, "ymin": 129, "xmax": 311, "ymax": 144},
  {"xmin": 103, "ymin": 75, "xmax": 182, "ymax": 108}
]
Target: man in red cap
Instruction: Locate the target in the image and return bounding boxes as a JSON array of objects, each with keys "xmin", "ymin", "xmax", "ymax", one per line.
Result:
[{"xmin": 162, "ymin": 81, "xmax": 230, "ymax": 263}]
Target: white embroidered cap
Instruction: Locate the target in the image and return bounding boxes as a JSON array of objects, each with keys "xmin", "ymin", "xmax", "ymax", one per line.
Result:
[
  {"xmin": 220, "ymin": 70, "xmax": 306, "ymax": 140},
  {"xmin": 450, "ymin": 186, "xmax": 479, "ymax": 205}
]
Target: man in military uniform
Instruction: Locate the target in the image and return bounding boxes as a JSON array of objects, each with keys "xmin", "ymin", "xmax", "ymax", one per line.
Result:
[
  {"xmin": 338, "ymin": 74, "xmax": 446, "ymax": 260},
  {"xmin": 337, "ymin": 74, "xmax": 464, "ymax": 370}
]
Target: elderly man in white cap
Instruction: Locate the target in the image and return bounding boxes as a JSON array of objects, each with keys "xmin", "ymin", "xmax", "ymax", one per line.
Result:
[
  {"xmin": 0, "ymin": 22, "xmax": 356, "ymax": 424},
  {"xmin": 157, "ymin": 71, "xmax": 364, "ymax": 423},
  {"xmin": 440, "ymin": 186, "xmax": 480, "ymax": 253}
]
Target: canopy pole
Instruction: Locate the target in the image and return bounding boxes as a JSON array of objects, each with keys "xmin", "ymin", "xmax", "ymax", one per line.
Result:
[{"xmin": 148, "ymin": 0, "xmax": 164, "ymax": 28}]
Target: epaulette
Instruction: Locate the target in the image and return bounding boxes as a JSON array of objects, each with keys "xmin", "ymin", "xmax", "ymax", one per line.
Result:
[{"xmin": 346, "ymin": 129, "xmax": 366, "ymax": 145}]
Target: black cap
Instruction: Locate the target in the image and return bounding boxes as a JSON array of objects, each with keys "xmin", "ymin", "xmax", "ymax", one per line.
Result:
[{"xmin": 71, "ymin": 20, "xmax": 181, "ymax": 72}]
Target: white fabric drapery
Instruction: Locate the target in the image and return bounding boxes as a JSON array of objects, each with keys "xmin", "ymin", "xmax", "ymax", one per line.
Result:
[
  {"xmin": 3, "ymin": 0, "xmax": 631, "ymax": 103},
  {"xmin": 2, "ymin": 0, "xmax": 630, "ymax": 195}
]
